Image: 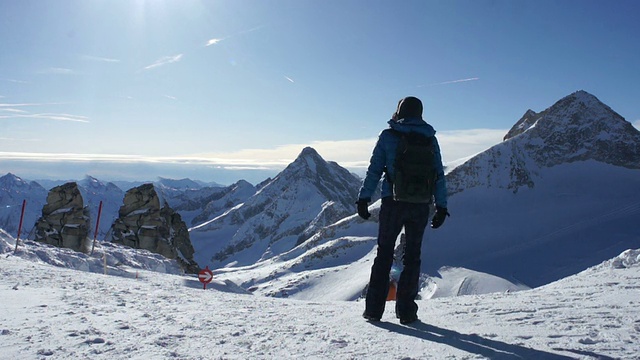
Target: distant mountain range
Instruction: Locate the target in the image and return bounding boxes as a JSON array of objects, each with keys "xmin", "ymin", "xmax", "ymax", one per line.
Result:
[
  {"xmin": 0, "ymin": 174, "xmax": 245, "ymax": 239},
  {"xmin": 1, "ymin": 90, "xmax": 639, "ymax": 301}
]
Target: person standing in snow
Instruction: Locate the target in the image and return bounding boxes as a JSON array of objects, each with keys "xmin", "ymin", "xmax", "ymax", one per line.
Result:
[{"xmin": 357, "ymin": 96, "xmax": 449, "ymax": 324}]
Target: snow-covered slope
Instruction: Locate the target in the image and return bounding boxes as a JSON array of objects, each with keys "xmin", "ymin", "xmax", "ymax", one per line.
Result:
[
  {"xmin": 1, "ymin": 229, "xmax": 638, "ymax": 359},
  {"xmin": 158, "ymin": 179, "xmax": 256, "ymax": 227},
  {"xmin": 189, "ymin": 147, "xmax": 361, "ymax": 269}
]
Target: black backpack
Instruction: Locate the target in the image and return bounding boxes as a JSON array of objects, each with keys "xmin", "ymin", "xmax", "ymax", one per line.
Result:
[{"xmin": 390, "ymin": 130, "xmax": 437, "ymax": 203}]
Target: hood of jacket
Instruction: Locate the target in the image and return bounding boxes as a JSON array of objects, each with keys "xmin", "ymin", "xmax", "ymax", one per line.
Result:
[{"xmin": 387, "ymin": 117, "xmax": 436, "ymax": 137}]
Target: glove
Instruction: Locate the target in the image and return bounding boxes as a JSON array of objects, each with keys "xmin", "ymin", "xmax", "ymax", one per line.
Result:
[
  {"xmin": 431, "ymin": 206, "xmax": 450, "ymax": 229},
  {"xmin": 356, "ymin": 199, "xmax": 371, "ymax": 220}
]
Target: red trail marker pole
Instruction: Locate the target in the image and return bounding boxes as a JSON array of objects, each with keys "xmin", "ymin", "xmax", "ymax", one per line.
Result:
[
  {"xmin": 14, "ymin": 199, "xmax": 26, "ymax": 254},
  {"xmin": 90, "ymin": 201, "xmax": 103, "ymax": 255}
]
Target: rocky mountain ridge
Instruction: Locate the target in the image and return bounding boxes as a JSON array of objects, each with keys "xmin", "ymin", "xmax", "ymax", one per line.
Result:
[
  {"xmin": 446, "ymin": 90, "xmax": 640, "ymax": 195},
  {"xmin": 189, "ymin": 147, "xmax": 361, "ymax": 268}
]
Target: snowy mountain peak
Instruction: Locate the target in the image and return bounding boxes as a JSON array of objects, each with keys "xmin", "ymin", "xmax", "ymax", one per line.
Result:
[
  {"xmin": 504, "ymin": 90, "xmax": 628, "ymax": 142},
  {"xmin": 290, "ymin": 147, "xmax": 323, "ymax": 173},
  {"xmin": 503, "ymin": 109, "xmax": 539, "ymax": 140},
  {"xmin": 189, "ymin": 148, "xmax": 361, "ymax": 268},
  {"xmin": 299, "ymin": 146, "xmax": 320, "ymax": 158},
  {"xmin": 79, "ymin": 175, "xmax": 103, "ymax": 188},
  {"xmin": 509, "ymin": 90, "xmax": 640, "ymax": 168},
  {"xmin": 0, "ymin": 173, "xmax": 28, "ymax": 189},
  {"xmin": 447, "ymin": 90, "xmax": 640, "ymax": 195},
  {"xmin": 156, "ymin": 177, "xmax": 203, "ymax": 190},
  {"xmin": 0, "ymin": 173, "xmax": 46, "ymax": 192}
]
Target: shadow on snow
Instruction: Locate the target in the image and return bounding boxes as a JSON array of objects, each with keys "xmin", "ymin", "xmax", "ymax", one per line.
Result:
[{"xmin": 370, "ymin": 321, "xmax": 613, "ymax": 360}]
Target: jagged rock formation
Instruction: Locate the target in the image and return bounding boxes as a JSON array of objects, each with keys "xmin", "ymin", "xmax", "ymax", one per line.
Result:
[
  {"xmin": 110, "ymin": 183, "xmax": 200, "ymax": 273},
  {"xmin": 447, "ymin": 90, "xmax": 640, "ymax": 195},
  {"xmin": 34, "ymin": 182, "xmax": 91, "ymax": 253},
  {"xmin": 503, "ymin": 90, "xmax": 640, "ymax": 168},
  {"xmin": 189, "ymin": 147, "xmax": 361, "ymax": 268}
]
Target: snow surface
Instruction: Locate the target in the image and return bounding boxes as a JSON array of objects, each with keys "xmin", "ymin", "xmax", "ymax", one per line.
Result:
[{"xmin": 2, "ymin": 231, "xmax": 640, "ymax": 359}]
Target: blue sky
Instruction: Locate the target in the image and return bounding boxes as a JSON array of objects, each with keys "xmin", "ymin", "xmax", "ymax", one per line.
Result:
[{"xmin": 1, "ymin": 0, "xmax": 639, "ymax": 184}]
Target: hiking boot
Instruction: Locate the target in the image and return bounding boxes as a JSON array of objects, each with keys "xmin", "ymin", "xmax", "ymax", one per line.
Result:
[
  {"xmin": 362, "ymin": 312, "xmax": 381, "ymax": 322},
  {"xmin": 399, "ymin": 315, "xmax": 418, "ymax": 325}
]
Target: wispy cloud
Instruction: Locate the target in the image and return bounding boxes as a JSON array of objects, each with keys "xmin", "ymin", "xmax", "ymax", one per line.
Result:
[
  {"xmin": 0, "ymin": 137, "xmax": 40, "ymax": 142},
  {"xmin": 0, "ymin": 108, "xmax": 29, "ymax": 114},
  {"xmin": 419, "ymin": 77, "xmax": 480, "ymax": 87},
  {"xmin": 0, "ymin": 113, "xmax": 89, "ymax": 123},
  {"xmin": 6, "ymin": 79, "xmax": 29, "ymax": 84},
  {"xmin": 82, "ymin": 55, "xmax": 120, "ymax": 63},
  {"xmin": 143, "ymin": 54, "xmax": 184, "ymax": 70},
  {"xmin": 237, "ymin": 25, "xmax": 266, "ymax": 36},
  {"xmin": 0, "ymin": 102, "xmax": 88, "ymax": 123},
  {"xmin": 39, "ymin": 67, "xmax": 76, "ymax": 75},
  {"xmin": 0, "ymin": 102, "xmax": 63, "ymax": 108},
  {"xmin": 205, "ymin": 25, "xmax": 266, "ymax": 47},
  {"xmin": 284, "ymin": 76, "xmax": 295, "ymax": 83},
  {"xmin": 205, "ymin": 38, "xmax": 223, "ymax": 47},
  {"xmin": 164, "ymin": 95, "xmax": 177, "ymax": 100}
]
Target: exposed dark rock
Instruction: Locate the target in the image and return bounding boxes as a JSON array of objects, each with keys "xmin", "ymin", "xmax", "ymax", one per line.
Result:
[
  {"xmin": 110, "ymin": 183, "xmax": 200, "ymax": 273},
  {"xmin": 34, "ymin": 182, "xmax": 91, "ymax": 253}
]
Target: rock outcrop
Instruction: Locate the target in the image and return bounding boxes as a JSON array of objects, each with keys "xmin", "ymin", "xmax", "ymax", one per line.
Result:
[
  {"xmin": 34, "ymin": 182, "xmax": 91, "ymax": 253},
  {"xmin": 110, "ymin": 183, "xmax": 200, "ymax": 273}
]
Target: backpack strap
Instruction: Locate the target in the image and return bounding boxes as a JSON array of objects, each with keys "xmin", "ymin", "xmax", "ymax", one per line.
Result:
[{"xmin": 382, "ymin": 129, "xmax": 402, "ymax": 184}]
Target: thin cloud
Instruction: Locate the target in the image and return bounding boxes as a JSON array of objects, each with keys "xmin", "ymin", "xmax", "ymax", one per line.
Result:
[
  {"xmin": 204, "ymin": 25, "xmax": 266, "ymax": 47},
  {"xmin": 0, "ymin": 129, "xmax": 506, "ymax": 175},
  {"xmin": 284, "ymin": 76, "xmax": 295, "ymax": 83},
  {"xmin": 6, "ymin": 79, "xmax": 29, "ymax": 84},
  {"xmin": 0, "ymin": 102, "xmax": 63, "ymax": 107},
  {"xmin": 164, "ymin": 95, "xmax": 177, "ymax": 100},
  {"xmin": 633, "ymin": 119, "xmax": 640, "ymax": 130},
  {"xmin": 0, "ymin": 152, "xmax": 282, "ymax": 168},
  {"xmin": 419, "ymin": 77, "xmax": 479, "ymax": 87},
  {"xmin": 0, "ymin": 108, "xmax": 29, "ymax": 114},
  {"xmin": 82, "ymin": 55, "xmax": 120, "ymax": 63},
  {"xmin": 0, "ymin": 137, "xmax": 40, "ymax": 142},
  {"xmin": 205, "ymin": 38, "xmax": 224, "ymax": 46},
  {"xmin": 237, "ymin": 25, "xmax": 266, "ymax": 36},
  {"xmin": 0, "ymin": 113, "xmax": 89, "ymax": 123},
  {"xmin": 143, "ymin": 54, "xmax": 184, "ymax": 70},
  {"xmin": 40, "ymin": 67, "xmax": 76, "ymax": 75}
]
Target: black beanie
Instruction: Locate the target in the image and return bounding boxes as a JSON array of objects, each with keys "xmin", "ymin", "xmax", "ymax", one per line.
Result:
[{"xmin": 395, "ymin": 96, "xmax": 423, "ymax": 119}]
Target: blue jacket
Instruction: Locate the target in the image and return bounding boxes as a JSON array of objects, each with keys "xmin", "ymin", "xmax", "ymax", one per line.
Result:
[{"xmin": 358, "ymin": 117, "xmax": 448, "ymax": 208}]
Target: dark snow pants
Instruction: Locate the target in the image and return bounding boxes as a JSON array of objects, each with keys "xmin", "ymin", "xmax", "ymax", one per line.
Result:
[{"xmin": 365, "ymin": 197, "xmax": 431, "ymax": 320}]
